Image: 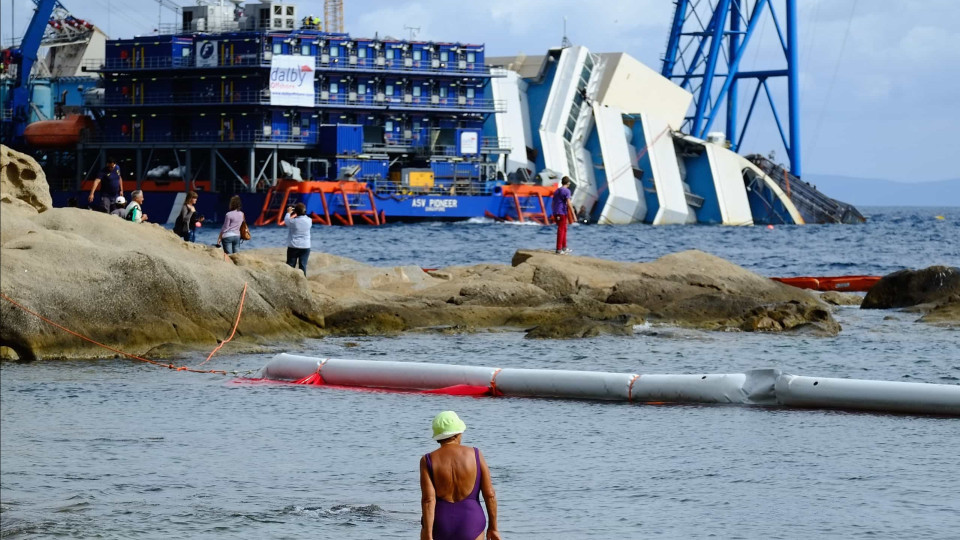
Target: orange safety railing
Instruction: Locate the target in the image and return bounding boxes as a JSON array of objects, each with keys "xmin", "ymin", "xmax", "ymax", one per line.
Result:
[
  {"xmin": 256, "ymin": 180, "xmax": 384, "ymax": 226},
  {"xmin": 255, "ymin": 179, "xmax": 301, "ymax": 226},
  {"xmin": 489, "ymin": 184, "xmax": 559, "ymax": 225},
  {"xmin": 331, "ymin": 181, "xmax": 383, "ymax": 226}
]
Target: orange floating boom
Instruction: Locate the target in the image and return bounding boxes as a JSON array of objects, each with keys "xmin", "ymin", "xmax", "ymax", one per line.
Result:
[{"xmin": 771, "ymin": 275, "xmax": 882, "ymax": 293}]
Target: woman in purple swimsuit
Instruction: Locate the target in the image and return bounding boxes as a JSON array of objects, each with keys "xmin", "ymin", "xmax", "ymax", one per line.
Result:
[{"xmin": 420, "ymin": 411, "xmax": 500, "ymax": 540}]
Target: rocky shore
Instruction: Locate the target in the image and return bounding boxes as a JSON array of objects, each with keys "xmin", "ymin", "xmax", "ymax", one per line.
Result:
[{"xmin": 2, "ymin": 144, "xmax": 952, "ymax": 362}]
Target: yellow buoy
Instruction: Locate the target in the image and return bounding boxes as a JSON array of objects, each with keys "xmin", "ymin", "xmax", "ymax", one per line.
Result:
[{"xmin": 935, "ymin": 215, "xmax": 945, "ymax": 220}]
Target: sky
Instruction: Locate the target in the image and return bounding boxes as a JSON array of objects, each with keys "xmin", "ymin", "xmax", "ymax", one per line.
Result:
[{"xmin": 2, "ymin": 0, "xmax": 958, "ymax": 183}]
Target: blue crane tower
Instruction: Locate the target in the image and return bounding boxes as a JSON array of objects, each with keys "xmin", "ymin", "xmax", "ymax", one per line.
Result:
[
  {"xmin": 661, "ymin": 0, "xmax": 802, "ymax": 177},
  {"xmin": 3, "ymin": 0, "xmax": 61, "ymax": 144}
]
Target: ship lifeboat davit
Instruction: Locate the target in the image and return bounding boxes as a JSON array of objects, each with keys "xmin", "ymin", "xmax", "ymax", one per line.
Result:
[{"xmin": 23, "ymin": 114, "xmax": 94, "ymax": 148}]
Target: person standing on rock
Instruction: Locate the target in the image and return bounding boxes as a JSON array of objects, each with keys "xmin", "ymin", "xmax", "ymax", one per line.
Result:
[
  {"xmin": 174, "ymin": 191, "xmax": 199, "ymax": 242},
  {"xmin": 87, "ymin": 157, "xmax": 124, "ymax": 213},
  {"xmin": 125, "ymin": 190, "xmax": 148, "ymax": 223},
  {"xmin": 284, "ymin": 202, "xmax": 311, "ymax": 276},
  {"xmin": 552, "ymin": 177, "xmax": 575, "ymax": 254},
  {"xmin": 217, "ymin": 195, "xmax": 246, "ymax": 254}
]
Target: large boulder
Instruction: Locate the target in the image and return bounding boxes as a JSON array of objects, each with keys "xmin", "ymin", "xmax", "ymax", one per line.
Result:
[
  {"xmin": 862, "ymin": 266, "xmax": 960, "ymax": 309},
  {"xmin": 0, "ymin": 203, "xmax": 325, "ymax": 361},
  {"xmin": 1, "ymin": 145, "xmax": 52, "ymax": 213},
  {"xmin": 508, "ymin": 249, "xmax": 838, "ymax": 334}
]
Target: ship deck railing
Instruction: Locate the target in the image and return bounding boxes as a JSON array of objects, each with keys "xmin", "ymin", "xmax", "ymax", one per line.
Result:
[
  {"xmin": 79, "ymin": 132, "xmax": 511, "ymax": 151},
  {"xmin": 369, "ymin": 179, "xmax": 501, "ymax": 197},
  {"xmin": 361, "ymin": 136, "xmax": 510, "ymax": 155},
  {"xmin": 81, "ymin": 56, "xmax": 498, "ymax": 78},
  {"xmin": 85, "ymin": 91, "xmax": 503, "ymax": 113}
]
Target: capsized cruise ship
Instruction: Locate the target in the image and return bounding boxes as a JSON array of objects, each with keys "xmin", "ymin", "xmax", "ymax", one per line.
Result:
[{"xmin": 487, "ymin": 46, "xmax": 861, "ymax": 225}]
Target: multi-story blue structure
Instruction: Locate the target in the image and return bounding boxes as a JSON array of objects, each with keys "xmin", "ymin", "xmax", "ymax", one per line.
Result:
[{"xmin": 77, "ymin": 1, "xmax": 525, "ymax": 222}]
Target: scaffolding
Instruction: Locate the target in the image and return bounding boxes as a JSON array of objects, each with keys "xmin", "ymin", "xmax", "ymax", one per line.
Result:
[{"xmin": 324, "ymin": 0, "xmax": 344, "ymax": 33}]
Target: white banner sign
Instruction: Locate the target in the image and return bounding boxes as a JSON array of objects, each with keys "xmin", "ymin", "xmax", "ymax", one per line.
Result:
[
  {"xmin": 196, "ymin": 40, "xmax": 218, "ymax": 67},
  {"xmin": 460, "ymin": 131, "xmax": 479, "ymax": 155},
  {"xmin": 270, "ymin": 55, "xmax": 315, "ymax": 107}
]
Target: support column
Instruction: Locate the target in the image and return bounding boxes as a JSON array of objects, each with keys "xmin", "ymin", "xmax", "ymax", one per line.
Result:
[
  {"xmin": 136, "ymin": 148, "xmax": 143, "ymax": 190},
  {"xmin": 693, "ymin": 0, "xmax": 732, "ymax": 137},
  {"xmin": 76, "ymin": 148, "xmax": 84, "ymax": 190},
  {"xmin": 185, "ymin": 148, "xmax": 192, "ymax": 192},
  {"xmin": 210, "ymin": 148, "xmax": 217, "ymax": 192},
  {"xmin": 786, "ymin": 0, "xmax": 801, "ymax": 177},
  {"xmin": 727, "ymin": 1, "xmax": 740, "ymax": 147},
  {"xmin": 661, "ymin": 0, "xmax": 689, "ymax": 77},
  {"xmin": 249, "ymin": 147, "xmax": 256, "ymax": 193},
  {"xmin": 271, "ymin": 147, "xmax": 278, "ymax": 186}
]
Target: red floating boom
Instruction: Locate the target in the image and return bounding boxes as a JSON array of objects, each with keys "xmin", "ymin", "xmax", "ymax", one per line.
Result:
[{"xmin": 771, "ymin": 275, "xmax": 881, "ymax": 292}]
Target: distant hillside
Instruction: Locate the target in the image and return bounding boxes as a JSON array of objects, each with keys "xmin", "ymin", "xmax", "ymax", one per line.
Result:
[{"xmin": 804, "ymin": 175, "xmax": 960, "ymax": 207}]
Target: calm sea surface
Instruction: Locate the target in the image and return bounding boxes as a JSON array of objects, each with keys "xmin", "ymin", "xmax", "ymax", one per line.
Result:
[{"xmin": 2, "ymin": 207, "xmax": 959, "ymax": 538}]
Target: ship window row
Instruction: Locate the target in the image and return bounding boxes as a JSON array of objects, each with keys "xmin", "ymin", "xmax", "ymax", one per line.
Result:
[
  {"xmin": 104, "ymin": 77, "xmax": 485, "ymax": 94},
  {"xmin": 267, "ymin": 39, "xmax": 481, "ymax": 64},
  {"xmin": 104, "ymin": 40, "xmax": 484, "ymax": 74},
  {"xmin": 108, "ymin": 38, "xmax": 482, "ymax": 63},
  {"xmin": 99, "ymin": 112, "xmax": 483, "ymax": 144},
  {"xmin": 270, "ymin": 43, "xmax": 477, "ymax": 64}
]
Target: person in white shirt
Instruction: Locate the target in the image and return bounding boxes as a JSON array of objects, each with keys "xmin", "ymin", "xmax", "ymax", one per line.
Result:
[{"xmin": 284, "ymin": 202, "xmax": 312, "ymax": 275}]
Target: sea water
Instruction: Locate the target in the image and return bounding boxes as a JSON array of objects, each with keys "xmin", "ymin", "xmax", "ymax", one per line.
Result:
[{"xmin": 2, "ymin": 207, "xmax": 959, "ymax": 538}]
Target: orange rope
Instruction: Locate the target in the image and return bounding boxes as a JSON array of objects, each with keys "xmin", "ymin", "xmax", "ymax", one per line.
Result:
[
  {"xmin": 633, "ymin": 126, "xmax": 672, "ymax": 166},
  {"xmin": 0, "ymin": 288, "xmax": 252, "ymax": 375},
  {"xmin": 627, "ymin": 374, "xmax": 641, "ymax": 402},
  {"xmin": 596, "ymin": 125, "xmax": 671, "ymax": 199},
  {"xmin": 489, "ymin": 368, "xmax": 503, "ymax": 397},
  {"xmin": 194, "ymin": 282, "xmax": 248, "ymax": 367}
]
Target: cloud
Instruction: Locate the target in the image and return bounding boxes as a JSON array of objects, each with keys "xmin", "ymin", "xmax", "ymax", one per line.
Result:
[{"xmin": 898, "ymin": 25, "xmax": 960, "ymax": 62}]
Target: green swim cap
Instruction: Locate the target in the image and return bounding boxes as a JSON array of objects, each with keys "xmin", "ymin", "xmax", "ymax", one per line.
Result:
[{"xmin": 431, "ymin": 411, "xmax": 467, "ymax": 441}]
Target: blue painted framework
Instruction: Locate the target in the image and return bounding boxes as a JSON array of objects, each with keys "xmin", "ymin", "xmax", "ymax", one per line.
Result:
[
  {"xmin": 661, "ymin": 0, "xmax": 802, "ymax": 177},
  {"xmin": 4, "ymin": 0, "xmax": 61, "ymax": 143}
]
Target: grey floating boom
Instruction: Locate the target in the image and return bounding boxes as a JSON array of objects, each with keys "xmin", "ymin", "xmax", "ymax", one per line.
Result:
[{"xmin": 255, "ymin": 354, "xmax": 960, "ymax": 416}]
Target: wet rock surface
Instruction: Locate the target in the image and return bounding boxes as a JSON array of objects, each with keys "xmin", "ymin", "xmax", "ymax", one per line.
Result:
[
  {"xmin": 862, "ymin": 266, "xmax": 960, "ymax": 309},
  {"xmin": 862, "ymin": 266, "xmax": 960, "ymax": 324},
  {"xmin": 819, "ymin": 291, "xmax": 864, "ymax": 306}
]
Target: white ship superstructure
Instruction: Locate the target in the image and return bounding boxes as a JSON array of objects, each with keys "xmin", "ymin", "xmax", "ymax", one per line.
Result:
[{"xmin": 488, "ymin": 46, "xmax": 805, "ymax": 225}]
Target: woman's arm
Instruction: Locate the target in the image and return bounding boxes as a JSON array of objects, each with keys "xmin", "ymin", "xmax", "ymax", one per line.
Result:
[
  {"xmin": 420, "ymin": 456, "xmax": 436, "ymax": 540},
  {"xmin": 478, "ymin": 450, "xmax": 501, "ymax": 540}
]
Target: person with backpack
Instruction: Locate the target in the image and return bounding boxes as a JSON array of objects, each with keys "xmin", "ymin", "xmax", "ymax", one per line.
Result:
[{"xmin": 124, "ymin": 190, "xmax": 148, "ymax": 223}]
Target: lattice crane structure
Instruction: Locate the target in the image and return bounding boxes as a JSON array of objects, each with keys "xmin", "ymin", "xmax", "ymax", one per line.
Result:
[
  {"xmin": 324, "ymin": 0, "xmax": 344, "ymax": 33},
  {"xmin": 661, "ymin": 0, "xmax": 802, "ymax": 177}
]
